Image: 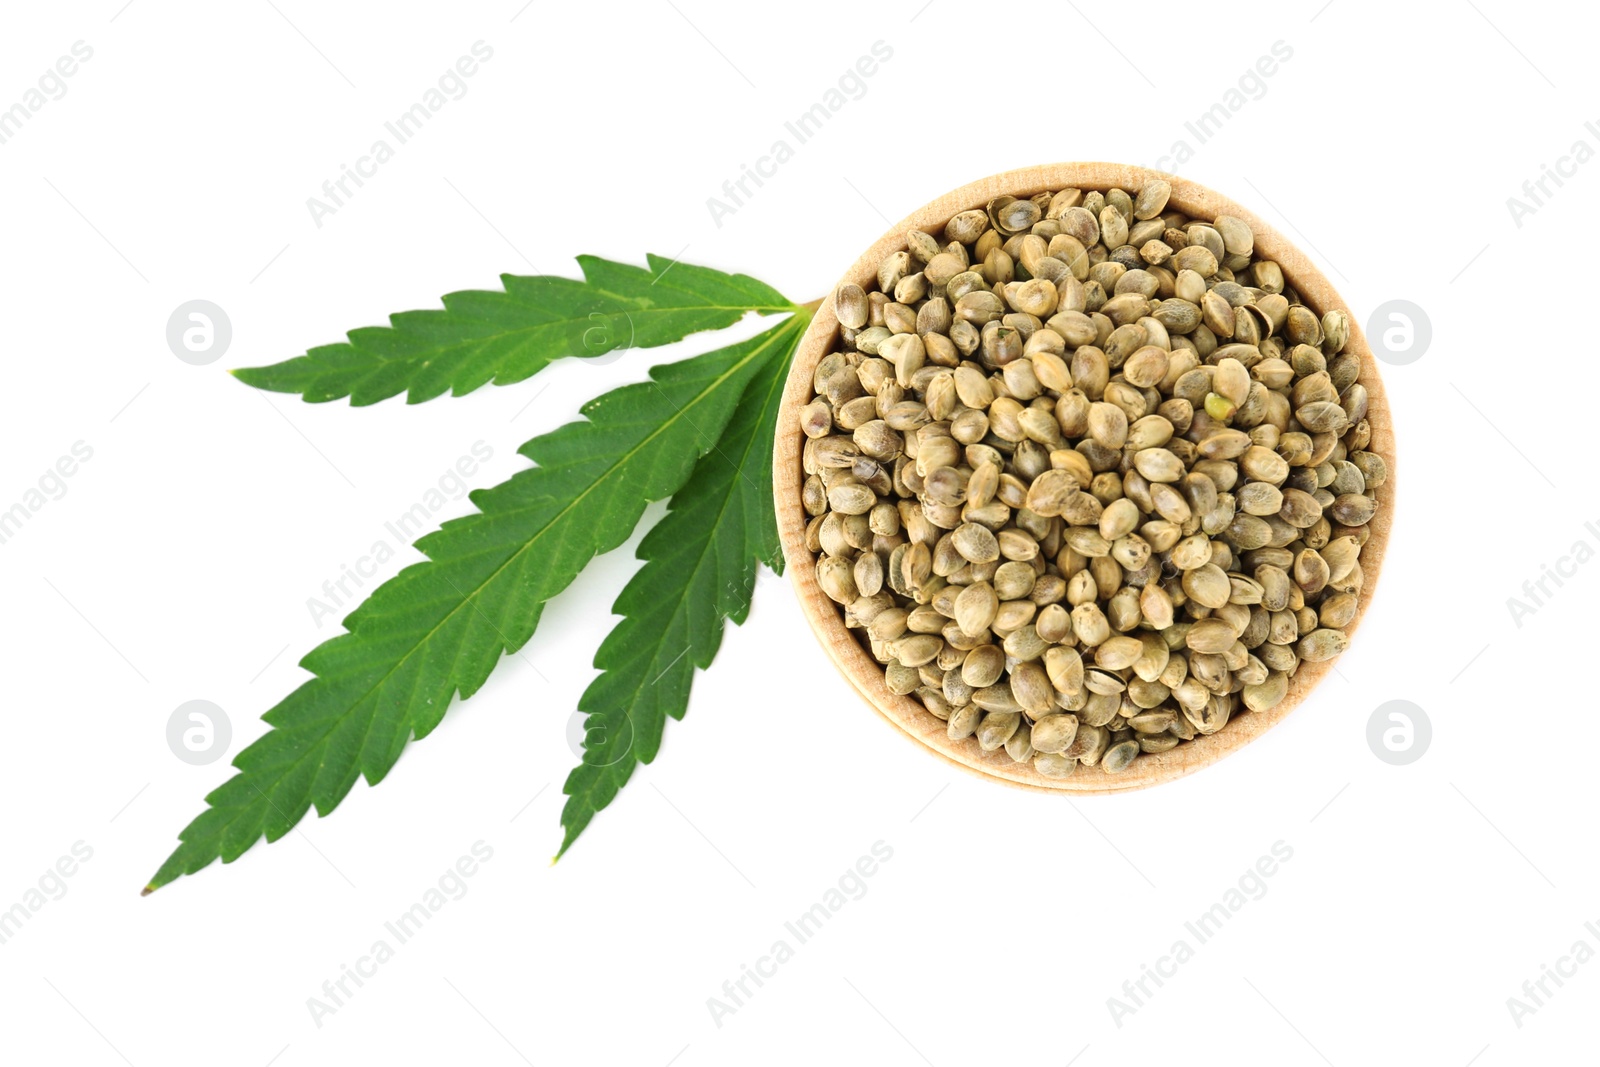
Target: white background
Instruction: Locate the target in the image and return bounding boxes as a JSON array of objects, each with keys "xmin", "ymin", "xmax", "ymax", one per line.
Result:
[{"xmin": 0, "ymin": 1, "xmax": 1587, "ymax": 1063}]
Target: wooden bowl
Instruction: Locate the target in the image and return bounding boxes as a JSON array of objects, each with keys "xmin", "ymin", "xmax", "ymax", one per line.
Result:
[{"xmin": 774, "ymin": 163, "xmax": 1395, "ymax": 794}]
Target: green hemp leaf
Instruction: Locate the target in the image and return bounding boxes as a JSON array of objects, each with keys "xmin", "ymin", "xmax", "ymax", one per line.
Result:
[{"xmin": 146, "ymin": 256, "xmax": 810, "ymax": 893}]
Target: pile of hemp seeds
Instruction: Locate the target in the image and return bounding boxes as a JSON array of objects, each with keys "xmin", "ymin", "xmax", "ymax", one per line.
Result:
[{"xmin": 798, "ymin": 179, "xmax": 1385, "ymax": 778}]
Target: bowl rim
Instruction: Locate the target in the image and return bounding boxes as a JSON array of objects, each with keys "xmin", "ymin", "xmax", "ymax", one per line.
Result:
[{"xmin": 773, "ymin": 162, "xmax": 1396, "ymax": 794}]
